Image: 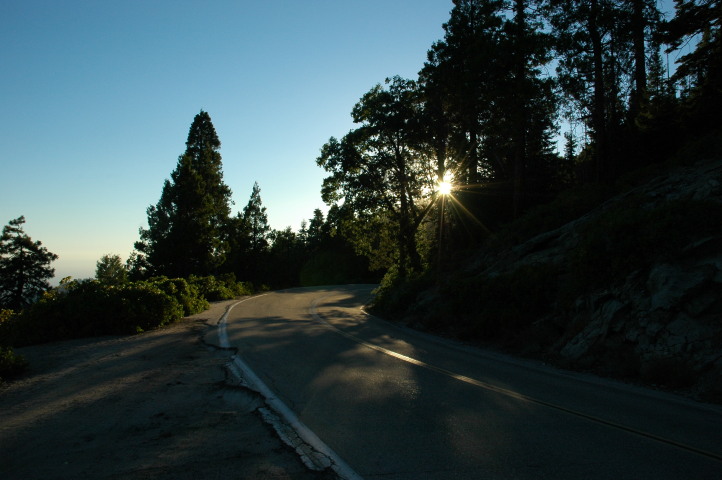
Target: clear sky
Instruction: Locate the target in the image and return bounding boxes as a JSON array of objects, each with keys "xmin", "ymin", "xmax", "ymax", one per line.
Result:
[{"xmin": 1, "ymin": 0, "xmax": 454, "ymax": 282}]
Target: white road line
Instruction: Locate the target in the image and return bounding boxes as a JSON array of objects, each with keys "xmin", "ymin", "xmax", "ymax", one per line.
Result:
[{"xmin": 218, "ymin": 294, "xmax": 365, "ymax": 480}]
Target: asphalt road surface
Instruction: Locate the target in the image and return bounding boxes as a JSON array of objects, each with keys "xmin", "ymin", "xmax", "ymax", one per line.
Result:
[{"xmin": 222, "ymin": 285, "xmax": 722, "ymax": 480}]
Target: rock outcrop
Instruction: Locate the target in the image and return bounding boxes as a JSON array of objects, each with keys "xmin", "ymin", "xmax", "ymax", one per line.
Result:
[{"xmin": 473, "ymin": 158, "xmax": 722, "ymax": 401}]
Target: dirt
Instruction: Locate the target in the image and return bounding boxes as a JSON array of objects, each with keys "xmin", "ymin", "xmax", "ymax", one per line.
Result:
[{"xmin": 0, "ymin": 300, "xmax": 335, "ymax": 480}]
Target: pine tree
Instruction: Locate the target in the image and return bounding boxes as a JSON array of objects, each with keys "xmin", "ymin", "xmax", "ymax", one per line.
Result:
[
  {"xmin": 242, "ymin": 182, "xmax": 271, "ymax": 255},
  {"xmin": 226, "ymin": 182, "xmax": 271, "ymax": 284},
  {"xmin": 136, "ymin": 111, "xmax": 232, "ymax": 278},
  {"xmin": 0, "ymin": 216, "xmax": 58, "ymax": 310},
  {"xmin": 420, "ymin": 0, "xmax": 556, "ymax": 223},
  {"xmin": 661, "ymin": 0, "xmax": 722, "ymax": 131},
  {"xmin": 95, "ymin": 254, "xmax": 128, "ymax": 286}
]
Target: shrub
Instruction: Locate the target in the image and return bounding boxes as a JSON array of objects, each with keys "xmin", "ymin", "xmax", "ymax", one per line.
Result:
[
  {"xmin": 371, "ymin": 267, "xmax": 434, "ymax": 318},
  {"xmin": 188, "ymin": 275, "xmax": 253, "ymax": 301},
  {"xmin": 144, "ymin": 277, "xmax": 209, "ymax": 316},
  {"xmin": 0, "ymin": 309, "xmax": 18, "ymax": 346},
  {"xmin": 0, "ymin": 345, "xmax": 27, "ymax": 382},
  {"xmin": 9, "ymin": 280, "xmax": 184, "ymax": 346},
  {"xmin": 114, "ymin": 282, "xmax": 183, "ymax": 333},
  {"xmin": 2, "ymin": 274, "xmax": 254, "ymax": 347}
]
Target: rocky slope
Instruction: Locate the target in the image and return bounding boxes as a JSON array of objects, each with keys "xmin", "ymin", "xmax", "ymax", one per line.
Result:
[
  {"xmin": 405, "ymin": 157, "xmax": 722, "ymax": 403},
  {"xmin": 494, "ymin": 158, "xmax": 722, "ymax": 401}
]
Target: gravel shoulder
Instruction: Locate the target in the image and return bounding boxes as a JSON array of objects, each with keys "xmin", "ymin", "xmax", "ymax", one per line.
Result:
[{"xmin": 0, "ymin": 299, "xmax": 334, "ymax": 480}]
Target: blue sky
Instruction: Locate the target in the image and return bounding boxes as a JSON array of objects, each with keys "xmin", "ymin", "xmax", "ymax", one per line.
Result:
[{"xmin": 1, "ymin": 0, "xmax": 453, "ymax": 281}]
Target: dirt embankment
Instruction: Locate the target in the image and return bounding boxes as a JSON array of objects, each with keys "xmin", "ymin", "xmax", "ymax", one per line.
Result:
[{"xmin": 0, "ymin": 300, "xmax": 334, "ymax": 480}]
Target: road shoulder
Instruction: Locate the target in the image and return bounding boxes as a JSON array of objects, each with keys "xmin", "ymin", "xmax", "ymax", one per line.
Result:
[{"xmin": 0, "ymin": 300, "xmax": 334, "ymax": 480}]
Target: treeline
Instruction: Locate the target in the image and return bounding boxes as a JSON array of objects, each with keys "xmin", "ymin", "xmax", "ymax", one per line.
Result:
[
  {"xmin": 0, "ymin": 110, "xmax": 373, "ymax": 377},
  {"xmin": 315, "ymin": 0, "xmax": 722, "ymax": 288},
  {"xmin": 129, "ymin": 111, "xmax": 374, "ymax": 289}
]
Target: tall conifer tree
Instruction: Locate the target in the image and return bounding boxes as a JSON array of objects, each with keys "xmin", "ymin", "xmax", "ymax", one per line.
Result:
[
  {"xmin": 0, "ymin": 216, "xmax": 58, "ymax": 310},
  {"xmin": 224, "ymin": 182, "xmax": 271, "ymax": 284},
  {"xmin": 136, "ymin": 111, "xmax": 232, "ymax": 278}
]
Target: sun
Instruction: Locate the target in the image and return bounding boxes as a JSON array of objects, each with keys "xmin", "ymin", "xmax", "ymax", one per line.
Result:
[{"xmin": 437, "ymin": 180, "xmax": 452, "ymax": 195}]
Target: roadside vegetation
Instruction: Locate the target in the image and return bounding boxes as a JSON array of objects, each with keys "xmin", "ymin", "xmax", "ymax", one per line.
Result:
[{"xmin": 0, "ymin": 274, "xmax": 252, "ymax": 381}]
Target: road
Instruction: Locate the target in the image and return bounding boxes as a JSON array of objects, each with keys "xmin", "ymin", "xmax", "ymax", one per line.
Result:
[{"xmin": 222, "ymin": 285, "xmax": 722, "ymax": 480}]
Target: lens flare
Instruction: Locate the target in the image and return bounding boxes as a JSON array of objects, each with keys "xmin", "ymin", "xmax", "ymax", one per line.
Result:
[{"xmin": 437, "ymin": 180, "xmax": 452, "ymax": 195}]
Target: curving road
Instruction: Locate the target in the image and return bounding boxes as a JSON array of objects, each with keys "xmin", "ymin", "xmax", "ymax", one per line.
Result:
[{"xmin": 222, "ymin": 285, "xmax": 722, "ymax": 480}]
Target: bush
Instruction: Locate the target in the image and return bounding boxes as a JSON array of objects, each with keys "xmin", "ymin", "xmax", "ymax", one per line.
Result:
[
  {"xmin": 1, "ymin": 274, "xmax": 254, "ymax": 347},
  {"xmin": 8, "ymin": 280, "xmax": 185, "ymax": 346},
  {"xmin": 0, "ymin": 309, "xmax": 18, "ymax": 346},
  {"xmin": 188, "ymin": 275, "xmax": 253, "ymax": 301},
  {"xmin": 114, "ymin": 282, "xmax": 183, "ymax": 333},
  {"xmin": 371, "ymin": 267, "xmax": 434, "ymax": 318},
  {"xmin": 144, "ymin": 277, "xmax": 209, "ymax": 316},
  {"xmin": 0, "ymin": 345, "xmax": 27, "ymax": 382}
]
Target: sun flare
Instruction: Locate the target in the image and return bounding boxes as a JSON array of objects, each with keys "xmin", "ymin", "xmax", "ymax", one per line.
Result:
[{"xmin": 437, "ymin": 180, "xmax": 452, "ymax": 195}]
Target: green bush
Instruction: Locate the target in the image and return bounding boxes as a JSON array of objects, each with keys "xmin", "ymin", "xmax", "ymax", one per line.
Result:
[
  {"xmin": 144, "ymin": 277, "xmax": 209, "ymax": 316},
  {"xmin": 1, "ymin": 274, "xmax": 255, "ymax": 347},
  {"xmin": 371, "ymin": 266, "xmax": 434, "ymax": 318},
  {"xmin": 114, "ymin": 282, "xmax": 183, "ymax": 333},
  {"xmin": 8, "ymin": 280, "xmax": 184, "ymax": 346},
  {"xmin": 0, "ymin": 345, "xmax": 27, "ymax": 382},
  {"xmin": 188, "ymin": 274, "xmax": 253, "ymax": 301}
]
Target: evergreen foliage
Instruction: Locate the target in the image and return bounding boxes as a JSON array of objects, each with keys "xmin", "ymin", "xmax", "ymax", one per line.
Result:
[
  {"xmin": 315, "ymin": 0, "xmax": 722, "ymax": 299},
  {"xmin": 96, "ymin": 254, "xmax": 129, "ymax": 286},
  {"xmin": 136, "ymin": 111, "xmax": 232, "ymax": 278},
  {"xmin": 0, "ymin": 216, "xmax": 58, "ymax": 310},
  {"xmin": 224, "ymin": 182, "xmax": 272, "ymax": 285}
]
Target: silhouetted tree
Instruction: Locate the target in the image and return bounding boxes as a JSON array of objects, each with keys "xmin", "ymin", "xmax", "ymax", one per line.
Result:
[
  {"xmin": 224, "ymin": 182, "xmax": 271, "ymax": 284},
  {"xmin": 136, "ymin": 111, "xmax": 232, "ymax": 277},
  {"xmin": 421, "ymin": 0, "xmax": 557, "ymax": 222},
  {"xmin": 318, "ymin": 77, "xmax": 434, "ymax": 277},
  {"xmin": 0, "ymin": 216, "xmax": 58, "ymax": 310},
  {"xmin": 267, "ymin": 227, "xmax": 304, "ymax": 288},
  {"xmin": 421, "ymin": 0, "xmax": 506, "ymax": 186},
  {"xmin": 660, "ymin": 0, "xmax": 722, "ymax": 132},
  {"xmin": 242, "ymin": 182, "xmax": 271, "ymax": 255}
]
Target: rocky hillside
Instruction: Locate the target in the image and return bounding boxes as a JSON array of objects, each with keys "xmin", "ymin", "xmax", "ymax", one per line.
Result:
[{"xmin": 388, "ymin": 157, "xmax": 722, "ymax": 403}]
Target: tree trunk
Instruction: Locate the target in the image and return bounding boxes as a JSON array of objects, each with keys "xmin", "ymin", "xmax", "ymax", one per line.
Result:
[
  {"xmin": 630, "ymin": 0, "xmax": 648, "ymax": 120},
  {"xmin": 512, "ymin": 0, "xmax": 527, "ymax": 217},
  {"xmin": 589, "ymin": 0, "xmax": 608, "ymax": 182}
]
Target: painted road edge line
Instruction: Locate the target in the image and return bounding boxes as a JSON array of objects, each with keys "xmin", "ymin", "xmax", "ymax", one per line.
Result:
[{"xmin": 218, "ymin": 295, "xmax": 365, "ymax": 480}]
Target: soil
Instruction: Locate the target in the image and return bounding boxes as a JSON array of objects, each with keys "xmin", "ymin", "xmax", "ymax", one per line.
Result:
[{"xmin": 0, "ymin": 300, "xmax": 335, "ymax": 480}]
